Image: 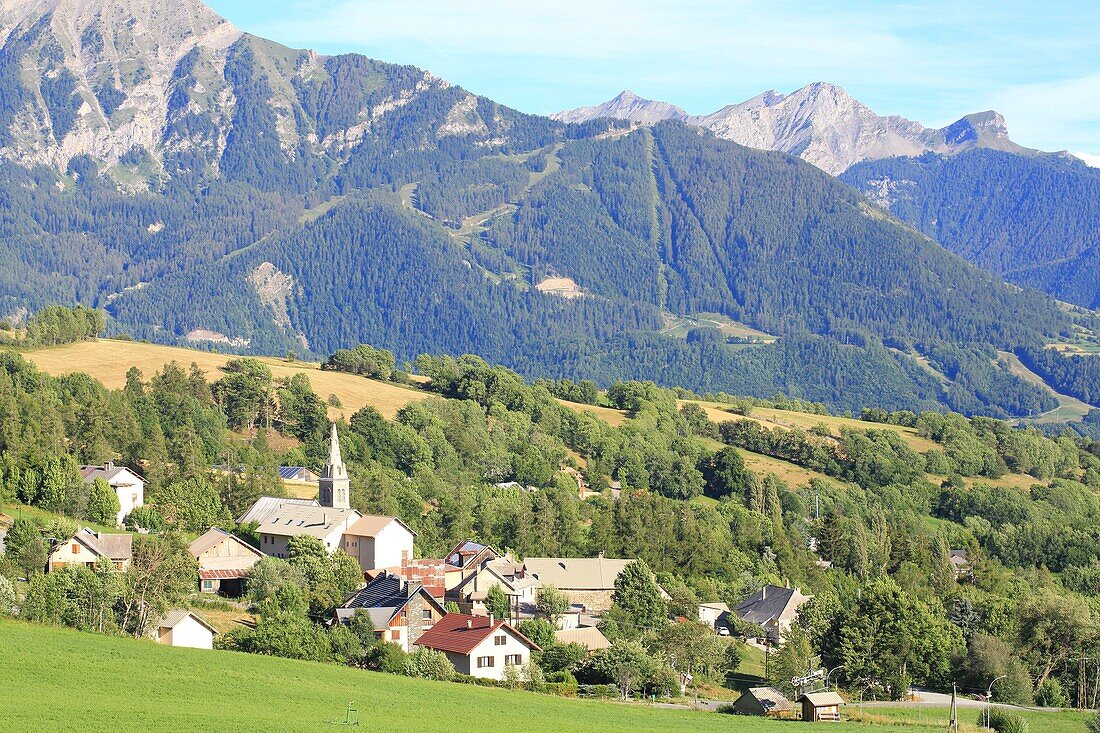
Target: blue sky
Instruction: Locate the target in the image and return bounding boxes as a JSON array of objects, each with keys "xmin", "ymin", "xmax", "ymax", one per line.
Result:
[{"xmin": 206, "ymin": 0, "xmax": 1099, "ymax": 158}]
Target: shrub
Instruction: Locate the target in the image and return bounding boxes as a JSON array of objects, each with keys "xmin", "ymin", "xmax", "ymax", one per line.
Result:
[
  {"xmin": 1034, "ymin": 678, "xmax": 1068, "ymax": 708},
  {"xmin": 404, "ymin": 647, "xmax": 455, "ymax": 681},
  {"xmin": 981, "ymin": 708, "xmax": 1029, "ymax": 733}
]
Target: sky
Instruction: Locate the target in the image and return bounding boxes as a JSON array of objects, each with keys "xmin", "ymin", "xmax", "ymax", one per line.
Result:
[{"xmin": 205, "ymin": 0, "xmax": 1099, "ymax": 158}]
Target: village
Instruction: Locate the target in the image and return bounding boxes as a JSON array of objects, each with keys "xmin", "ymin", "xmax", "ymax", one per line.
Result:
[{"xmin": 5, "ymin": 424, "xmax": 865, "ymax": 722}]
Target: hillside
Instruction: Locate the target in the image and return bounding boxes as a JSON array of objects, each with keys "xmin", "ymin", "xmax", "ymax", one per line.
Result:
[
  {"xmin": 0, "ymin": 620, "xmax": 818, "ymax": 733},
  {"xmin": 22, "ymin": 339, "xmax": 428, "ymax": 420},
  {"xmin": 841, "ymin": 150, "xmax": 1100, "ymax": 309},
  {"xmin": 0, "ymin": 0, "xmax": 1089, "ymax": 420}
]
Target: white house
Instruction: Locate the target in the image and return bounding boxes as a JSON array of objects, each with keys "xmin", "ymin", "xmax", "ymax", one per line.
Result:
[
  {"xmin": 151, "ymin": 610, "xmax": 216, "ymax": 650},
  {"xmin": 79, "ymin": 463, "xmax": 144, "ymax": 526},
  {"xmin": 342, "ymin": 515, "xmax": 416, "ymax": 573},
  {"xmin": 255, "ymin": 504, "xmax": 360, "ymax": 559},
  {"xmin": 698, "ymin": 601, "xmax": 730, "ymax": 629},
  {"xmin": 413, "ymin": 613, "xmax": 539, "ymax": 681}
]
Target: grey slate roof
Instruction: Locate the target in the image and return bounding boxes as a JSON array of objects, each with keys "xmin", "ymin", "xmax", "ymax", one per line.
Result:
[
  {"xmin": 79, "ymin": 464, "xmax": 144, "ymax": 484},
  {"xmin": 76, "ymin": 527, "xmax": 133, "ymax": 561},
  {"xmin": 255, "ymin": 504, "xmax": 359, "ymax": 539},
  {"xmin": 734, "ymin": 584, "xmax": 808, "ymax": 626},
  {"xmin": 236, "ymin": 496, "xmax": 319, "ymax": 525},
  {"xmin": 335, "ymin": 572, "xmax": 445, "ymax": 629},
  {"xmin": 155, "ymin": 609, "xmax": 218, "ymax": 635}
]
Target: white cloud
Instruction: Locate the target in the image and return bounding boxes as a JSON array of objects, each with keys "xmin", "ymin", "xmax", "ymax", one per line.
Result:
[{"xmin": 1073, "ymin": 152, "xmax": 1100, "ymax": 168}]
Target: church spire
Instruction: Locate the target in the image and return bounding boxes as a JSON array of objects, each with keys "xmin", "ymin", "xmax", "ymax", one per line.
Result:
[
  {"xmin": 327, "ymin": 423, "xmax": 342, "ymax": 466},
  {"xmin": 319, "ymin": 424, "xmax": 350, "ymax": 509}
]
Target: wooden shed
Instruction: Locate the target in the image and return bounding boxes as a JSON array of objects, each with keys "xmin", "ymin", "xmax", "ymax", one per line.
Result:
[
  {"xmin": 799, "ymin": 691, "xmax": 845, "ymax": 722},
  {"xmin": 731, "ymin": 686, "xmax": 797, "ymax": 717}
]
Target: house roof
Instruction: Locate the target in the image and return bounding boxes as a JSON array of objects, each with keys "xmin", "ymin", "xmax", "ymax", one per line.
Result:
[
  {"xmin": 739, "ymin": 687, "xmax": 796, "ymax": 712},
  {"xmin": 156, "ymin": 609, "xmax": 217, "ymax": 635},
  {"xmin": 414, "ymin": 613, "xmax": 540, "ymax": 655},
  {"xmin": 445, "ymin": 540, "xmax": 498, "ymax": 568},
  {"xmin": 800, "ymin": 691, "xmax": 846, "ymax": 707},
  {"xmin": 199, "ymin": 568, "xmax": 250, "ymax": 580},
  {"xmin": 278, "ymin": 466, "xmax": 318, "ymax": 480},
  {"xmin": 553, "ymin": 626, "xmax": 611, "ymax": 650},
  {"xmin": 336, "ymin": 572, "xmax": 446, "ymax": 630},
  {"xmin": 256, "ymin": 505, "xmax": 360, "ymax": 539},
  {"xmin": 344, "ymin": 514, "xmax": 416, "ymax": 539},
  {"xmin": 734, "ymin": 585, "xmax": 810, "ymax": 626},
  {"xmin": 79, "ymin": 464, "xmax": 144, "ymax": 485},
  {"xmin": 700, "ymin": 602, "xmax": 730, "ymax": 612},
  {"xmin": 522, "ymin": 556, "xmax": 635, "ymax": 591},
  {"xmin": 188, "ymin": 527, "xmax": 264, "ymax": 560},
  {"xmin": 73, "ymin": 527, "xmax": 132, "ymax": 561},
  {"xmin": 236, "ymin": 496, "xmax": 320, "ymax": 526}
]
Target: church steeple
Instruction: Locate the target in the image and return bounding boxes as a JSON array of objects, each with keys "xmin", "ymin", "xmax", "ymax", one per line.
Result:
[{"xmin": 319, "ymin": 424, "xmax": 350, "ymax": 509}]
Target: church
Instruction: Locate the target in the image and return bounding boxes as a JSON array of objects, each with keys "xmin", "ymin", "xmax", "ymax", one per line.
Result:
[{"xmin": 238, "ymin": 425, "xmax": 414, "ymax": 572}]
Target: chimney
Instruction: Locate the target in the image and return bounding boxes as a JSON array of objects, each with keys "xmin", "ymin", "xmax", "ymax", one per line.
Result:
[
  {"xmin": 466, "ymin": 619, "xmax": 473, "ymax": 629},
  {"xmin": 489, "ymin": 613, "xmax": 494, "ymax": 625},
  {"xmin": 761, "ymin": 586, "xmax": 767, "ymax": 600},
  {"xmin": 105, "ymin": 461, "xmax": 114, "ymax": 470}
]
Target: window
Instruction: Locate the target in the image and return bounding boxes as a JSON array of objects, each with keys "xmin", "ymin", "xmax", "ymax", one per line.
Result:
[
  {"xmin": 476, "ymin": 656, "xmax": 495, "ymax": 669},
  {"xmin": 505, "ymin": 654, "xmax": 522, "ymax": 666},
  {"xmin": 202, "ymin": 580, "xmax": 213, "ymax": 590},
  {"xmin": 390, "ymin": 630, "xmax": 401, "ymax": 641},
  {"xmin": 422, "ymin": 609, "xmax": 433, "ymax": 621},
  {"xmin": 72, "ymin": 544, "xmax": 80, "ymax": 554},
  {"xmin": 494, "ymin": 634, "xmax": 507, "ymax": 646}
]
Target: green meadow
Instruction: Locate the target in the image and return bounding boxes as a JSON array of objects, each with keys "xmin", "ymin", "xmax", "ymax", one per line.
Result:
[{"xmin": 0, "ymin": 620, "xmax": 949, "ymax": 733}]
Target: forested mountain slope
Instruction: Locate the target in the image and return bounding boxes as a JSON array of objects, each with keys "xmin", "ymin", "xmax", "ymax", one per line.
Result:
[
  {"xmin": 0, "ymin": 0, "xmax": 1093, "ymax": 418},
  {"xmin": 841, "ymin": 150, "xmax": 1100, "ymax": 309}
]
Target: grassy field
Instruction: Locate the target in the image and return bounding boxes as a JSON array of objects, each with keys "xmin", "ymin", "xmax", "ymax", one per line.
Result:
[
  {"xmin": 998, "ymin": 351, "xmax": 1092, "ymax": 424},
  {"xmin": 852, "ymin": 705, "xmax": 1089, "ymax": 733},
  {"xmin": 558, "ymin": 399, "xmax": 628, "ymax": 427},
  {"xmin": 23, "ymin": 339, "xmax": 430, "ymax": 421},
  {"xmin": 681, "ymin": 401, "xmax": 938, "ymax": 454},
  {"xmin": 0, "ymin": 620, "xmax": 939, "ymax": 733},
  {"xmin": 660, "ymin": 312, "xmax": 776, "ymax": 343}
]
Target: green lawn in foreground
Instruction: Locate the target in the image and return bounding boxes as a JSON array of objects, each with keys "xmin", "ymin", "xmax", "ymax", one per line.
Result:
[
  {"xmin": 1, "ymin": 620, "xmax": 932, "ymax": 733},
  {"xmin": 854, "ymin": 705, "xmax": 1089, "ymax": 733}
]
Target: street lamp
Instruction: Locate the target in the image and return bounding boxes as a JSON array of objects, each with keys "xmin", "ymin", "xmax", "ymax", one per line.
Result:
[
  {"xmin": 985, "ymin": 675, "xmax": 1007, "ymax": 729},
  {"xmin": 826, "ymin": 665, "xmax": 845, "ymax": 690}
]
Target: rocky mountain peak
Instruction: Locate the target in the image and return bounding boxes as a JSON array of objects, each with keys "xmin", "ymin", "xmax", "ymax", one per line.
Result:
[
  {"xmin": 552, "ymin": 89, "xmax": 688, "ymax": 125},
  {"xmin": 556, "ymin": 83, "xmax": 1030, "ymax": 174}
]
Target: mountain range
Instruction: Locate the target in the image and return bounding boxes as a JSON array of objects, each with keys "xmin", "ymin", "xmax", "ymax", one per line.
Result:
[
  {"xmin": 0, "ymin": 0, "xmax": 1096, "ymax": 419},
  {"xmin": 553, "ymin": 85, "xmax": 1033, "ymax": 175},
  {"xmin": 556, "ymin": 87, "xmax": 1099, "ymax": 310}
]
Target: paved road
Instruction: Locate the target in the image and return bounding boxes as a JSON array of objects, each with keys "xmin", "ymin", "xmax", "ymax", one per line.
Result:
[{"xmin": 864, "ymin": 690, "xmax": 1059, "ymax": 713}]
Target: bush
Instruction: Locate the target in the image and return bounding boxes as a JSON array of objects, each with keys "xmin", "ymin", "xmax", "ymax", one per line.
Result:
[
  {"xmin": 0, "ymin": 575, "xmax": 16, "ymax": 615},
  {"xmin": 362, "ymin": 641, "xmax": 407, "ymax": 674},
  {"xmin": 404, "ymin": 647, "xmax": 455, "ymax": 681},
  {"xmin": 981, "ymin": 709, "xmax": 1029, "ymax": 733},
  {"xmin": 124, "ymin": 506, "xmax": 165, "ymax": 532},
  {"xmin": 1034, "ymin": 678, "xmax": 1069, "ymax": 708}
]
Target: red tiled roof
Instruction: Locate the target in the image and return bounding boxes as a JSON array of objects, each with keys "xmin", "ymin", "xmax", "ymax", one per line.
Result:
[
  {"xmin": 199, "ymin": 569, "xmax": 250, "ymax": 580},
  {"xmin": 414, "ymin": 613, "xmax": 539, "ymax": 655}
]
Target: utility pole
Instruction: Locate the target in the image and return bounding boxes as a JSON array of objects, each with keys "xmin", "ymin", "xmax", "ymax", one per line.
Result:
[{"xmin": 949, "ymin": 682, "xmax": 958, "ymax": 733}]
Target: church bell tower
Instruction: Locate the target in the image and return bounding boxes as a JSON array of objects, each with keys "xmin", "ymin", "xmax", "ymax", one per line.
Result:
[{"xmin": 319, "ymin": 424, "xmax": 350, "ymax": 509}]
